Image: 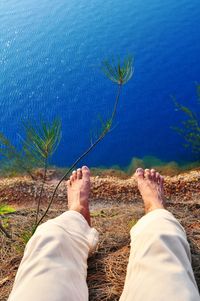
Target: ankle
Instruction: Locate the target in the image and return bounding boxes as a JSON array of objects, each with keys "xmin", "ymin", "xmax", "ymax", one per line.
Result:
[
  {"xmin": 145, "ymin": 200, "xmax": 165, "ymax": 214},
  {"xmin": 69, "ymin": 205, "xmax": 89, "ymax": 217}
]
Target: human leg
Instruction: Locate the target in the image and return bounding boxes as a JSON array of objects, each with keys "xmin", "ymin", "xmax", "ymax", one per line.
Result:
[
  {"xmin": 8, "ymin": 166, "xmax": 98, "ymax": 301},
  {"xmin": 120, "ymin": 168, "xmax": 199, "ymax": 301}
]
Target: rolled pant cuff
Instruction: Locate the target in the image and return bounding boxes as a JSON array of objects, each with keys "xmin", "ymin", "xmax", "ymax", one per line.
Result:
[
  {"xmin": 131, "ymin": 208, "xmax": 186, "ymax": 238},
  {"xmin": 45, "ymin": 210, "xmax": 99, "ymax": 252}
]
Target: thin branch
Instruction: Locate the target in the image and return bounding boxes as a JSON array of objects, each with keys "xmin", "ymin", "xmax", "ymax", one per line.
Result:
[
  {"xmin": 110, "ymin": 84, "xmax": 122, "ymax": 123},
  {"xmin": 34, "ymin": 156, "xmax": 48, "ymax": 228},
  {"xmin": 34, "ymin": 84, "xmax": 122, "ymax": 231}
]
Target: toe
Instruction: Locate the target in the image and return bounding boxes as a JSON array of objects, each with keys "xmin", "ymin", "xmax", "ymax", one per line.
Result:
[
  {"xmin": 67, "ymin": 179, "xmax": 71, "ymax": 187},
  {"xmin": 70, "ymin": 175, "xmax": 73, "ymax": 182},
  {"xmin": 150, "ymin": 169, "xmax": 156, "ymax": 180},
  {"xmin": 135, "ymin": 168, "xmax": 144, "ymax": 180},
  {"xmin": 155, "ymin": 172, "xmax": 160, "ymax": 183},
  {"xmin": 144, "ymin": 169, "xmax": 151, "ymax": 179},
  {"xmin": 160, "ymin": 175, "xmax": 164, "ymax": 187},
  {"xmin": 82, "ymin": 166, "xmax": 90, "ymax": 178},
  {"xmin": 77, "ymin": 168, "xmax": 82, "ymax": 179},
  {"xmin": 72, "ymin": 170, "xmax": 77, "ymax": 181}
]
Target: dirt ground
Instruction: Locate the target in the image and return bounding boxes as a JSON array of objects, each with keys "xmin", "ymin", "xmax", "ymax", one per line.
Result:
[{"xmin": 0, "ymin": 170, "xmax": 200, "ymax": 300}]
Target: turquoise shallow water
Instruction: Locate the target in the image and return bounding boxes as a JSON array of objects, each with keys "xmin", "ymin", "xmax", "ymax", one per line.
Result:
[{"xmin": 0, "ymin": 0, "xmax": 200, "ymax": 167}]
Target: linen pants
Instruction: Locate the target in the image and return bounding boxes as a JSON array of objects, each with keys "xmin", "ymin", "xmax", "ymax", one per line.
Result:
[{"xmin": 8, "ymin": 209, "xmax": 199, "ymax": 301}]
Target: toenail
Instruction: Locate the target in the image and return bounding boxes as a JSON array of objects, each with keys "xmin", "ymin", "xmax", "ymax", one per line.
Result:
[
  {"xmin": 82, "ymin": 165, "xmax": 88, "ymax": 169},
  {"xmin": 77, "ymin": 168, "xmax": 81, "ymax": 172},
  {"xmin": 72, "ymin": 170, "xmax": 76, "ymax": 174}
]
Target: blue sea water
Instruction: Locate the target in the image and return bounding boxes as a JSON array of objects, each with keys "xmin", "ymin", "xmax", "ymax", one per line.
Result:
[{"xmin": 0, "ymin": 0, "xmax": 200, "ymax": 168}]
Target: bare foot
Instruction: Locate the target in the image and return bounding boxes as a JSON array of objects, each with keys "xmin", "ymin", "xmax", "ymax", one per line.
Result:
[
  {"xmin": 67, "ymin": 166, "xmax": 91, "ymax": 226},
  {"xmin": 135, "ymin": 168, "xmax": 166, "ymax": 213}
]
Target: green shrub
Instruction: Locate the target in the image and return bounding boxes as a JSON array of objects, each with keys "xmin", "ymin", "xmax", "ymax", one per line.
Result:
[
  {"xmin": 0, "ymin": 118, "xmax": 61, "ymax": 179},
  {"xmin": 0, "ymin": 204, "xmax": 16, "ymax": 215},
  {"xmin": 173, "ymin": 84, "xmax": 200, "ymax": 157},
  {"xmin": 0, "ymin": 204, "xmax": 15, "ymax": 238}
]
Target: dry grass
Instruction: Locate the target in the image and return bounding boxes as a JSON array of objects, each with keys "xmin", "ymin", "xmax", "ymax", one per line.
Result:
[{"xmin": 0, "ymin": 199, "xmax": 200, "ymax": 300}]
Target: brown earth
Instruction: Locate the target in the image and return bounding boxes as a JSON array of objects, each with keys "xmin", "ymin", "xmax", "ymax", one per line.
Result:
[{"xmin": 0, "ymin": 170, "xmax": 200, "ymax": 300}]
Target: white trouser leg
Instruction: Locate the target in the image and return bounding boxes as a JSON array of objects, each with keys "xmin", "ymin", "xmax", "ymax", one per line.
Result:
[
  {"xmin": 120, "ymin": 209, "xmax": 199, "ymax": 301},
  {"xmin": 8, "ymin": 211, "xmax": 99, "ymax": 301}
]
